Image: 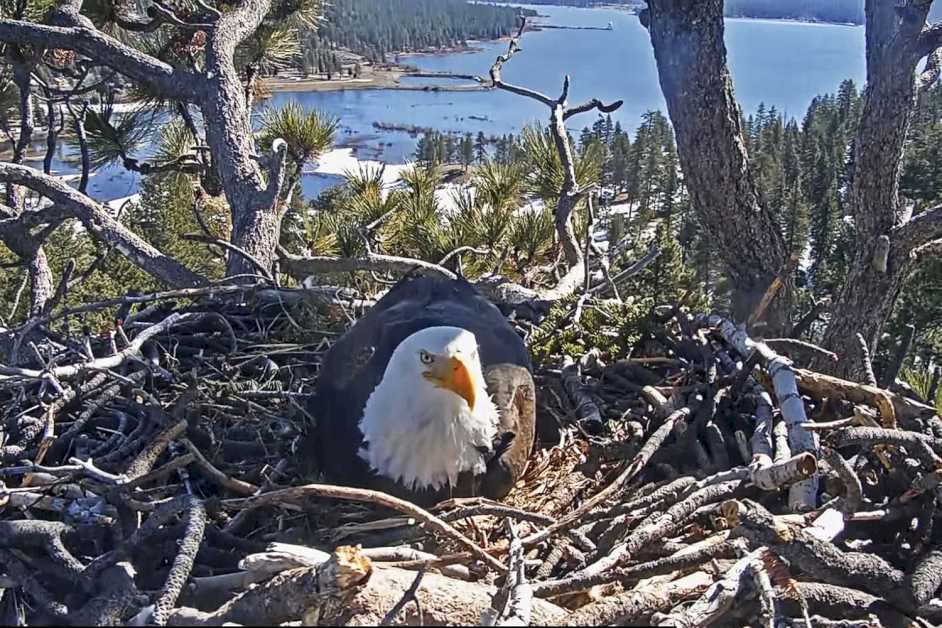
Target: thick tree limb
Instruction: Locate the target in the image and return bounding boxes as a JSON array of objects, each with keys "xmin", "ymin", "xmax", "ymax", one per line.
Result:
[
  {"xmin": 280, "ymin": 249, "xmax": 456, "ymax": 281},
  {"xmin": 654, "ymin": 549, "xmax": 761, "ymax": 628},
  {"xmin": 793, "ymin": 367, "xmax": 937, "ymax": 425},
  {"xmin": 563, "ymin": 571, "xmax": 712, "ymax": 626},
  {"xmin": 643, "ymin": 0, "xmax": 790, "ymax": 328},
  {"xmin": 0, "ymin": 163, "xmax": 206, "ymax": 288},
  {"xmin": 737, "ymin": 500, "xmax": 916, "ymax": 612},
  {"xmin": 0, "ymin": 20, "xmax": 198, "ymax": 99}
]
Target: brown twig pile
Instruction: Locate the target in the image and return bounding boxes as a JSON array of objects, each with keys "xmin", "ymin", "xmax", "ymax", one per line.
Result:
[{"xmin": 0, "ymin": 287, "xmax": 939, "ymax": 626}]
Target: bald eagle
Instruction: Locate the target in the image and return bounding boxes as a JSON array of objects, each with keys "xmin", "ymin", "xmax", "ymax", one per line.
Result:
[{"xmin": 311, "ymin": 276, "xmax": 536, "ymax": 505}]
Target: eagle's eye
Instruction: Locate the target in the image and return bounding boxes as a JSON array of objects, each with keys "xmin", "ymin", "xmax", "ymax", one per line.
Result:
[{"xmin": 419, "ymin": 350, "xmax": 433, "ymax": 364}]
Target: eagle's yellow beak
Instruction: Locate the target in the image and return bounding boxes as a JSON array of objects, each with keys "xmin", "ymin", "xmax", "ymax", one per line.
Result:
[{"xmin": 424, "ymin": 355, "xmax": 476, "ymax": 411}]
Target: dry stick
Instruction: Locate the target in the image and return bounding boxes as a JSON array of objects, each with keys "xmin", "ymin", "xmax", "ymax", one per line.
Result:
[
  {"xmin": 747, "ymin": 252, "xmax": 799, "ymax": 328},
  {"xmin": 0, "ymin": 312, "xmax": 194, "ymax": 381},
  {"xmin": 560, "ymin": 571, "xmax": 712, "ymax": 627},
  {"xmin": 821, "ymin": 449, "xmax": 863, "ymax": 514},
  {"xmin": 750, "ymin": 452, "xmax": 817, "ymax": 490},
  {"xmin": 784, "ymin": 582, "xmax": 918, "ymax": 628},
  {"xmin": 521, "ymin": 407, "xmax": 692, "ymax": 548},
  {"xmin": 909, "ymin": 550, "xmax": 942, "ymax": 607},
  {"xmin": 575, "ymin": 479, "xmax": 744, "ymax": 579},
  {"xmin": 765, "ymin": 337, "xmax": 839, "ymax": 364},
  {"xmin": 790, "ymin": 296, "xmax": 831, "ymax": 340},
  {"xmin": 152, "ymin": 496, "xmax": 207, "ymax": 626},
  {"xmin": 221, "ymin": 484, "xmax": 507, "ymax": 573},
  {"xmin": 560, "ymin": 355, "xmax": 603, "ymax": 429},
  {"xmin": 380, "ymin": 568, "xmax": 426, "ymax": 627},
  {"xmin": 166, "ymin": 547, "xmax": 374, "ymax": 626},
  {"xmin": 855, "ymin": 333, "xmax": 878, "ymax": 387},
  {"xmin": 747, "ymin": 377, "xmax": 781, "ymax": 485},
  {"xmin": 439, "ymin": 502, "xmax": 593, "ymax": 552},
  {"xmin": 532, "ymin": 536, "xmax": 747, "ymax": 598},
  {"xmin": 747, "ymin": 554, "xmax": 777, "ymax": 628},
  {"xmin": 737, "ymin": 500, "xmax": 914, "ymax": 612},
  {"xmin": 655, "ymin": 547, "xmax": 764, "ymax": 628},
  {"xmin": 477, "ymin": 15, "xmax": 621, "ymax": 301},
  {"xmin": 795, "ymin": 366, "xmax": 936, "ymax": 425},
  {"xmin": 123, "ymin": 419, "xmax": 187, "ymax": 480},
  {"xmin": 181, "ymin": 438, "xmax": 259, "ymax": 495},
  {"xmin": 827, "ymin": 426, "xmax": 941, "ymax": 468},
  {"xmin": 483, "ymin": 520, "xmax": 532, "ymax": 626},
  {"xmin": 696, "ymin": 314, "xmax": 819, "ymax": 511}
]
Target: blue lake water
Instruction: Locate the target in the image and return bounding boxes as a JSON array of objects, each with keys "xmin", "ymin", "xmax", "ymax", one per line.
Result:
[{"xmin": 40, "ymin": 4, "xmax": 867, "ymax": 201}]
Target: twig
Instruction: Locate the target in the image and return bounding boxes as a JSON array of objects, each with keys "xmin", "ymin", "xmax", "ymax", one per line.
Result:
[
  {"xmin": 0, "ymin": 312, "xmax": 194, "ymax": 381},
  {"xmin": 380, "ymin": 568, "xmax": 426, "ymax": 626},
  {"xmin": 221, "ymin": 484, "xmax": 507, "ymax": 572},
  {"xmin": 855, "ymin": 333, "xmax": 878, "ymax": 386},
  {"xmin": 521, "ymin": 407, "xmax": 691, "ymax": 548}
]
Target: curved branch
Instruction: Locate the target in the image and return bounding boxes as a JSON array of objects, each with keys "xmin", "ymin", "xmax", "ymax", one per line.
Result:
[
  {"xmin": 279, "ymin": 249, "xmax": 456, "ymax": 281},
  {"xmin": 892, "ymin": 203, "xmax": 942, "ymax": 256},
  {"xmin": 0, "ymin": 312, "xmax": 194, "ymax": 381},
  {"xmin": 0, "ymin": 20, "xmax": 199, "ymax": 100},
  {"xmin": 563, "ymin": 97, "xmax": 624, "ymax": 120},
  {"xmin": 918, "ymin": 21, "xmax": 942, "ymax": 59},
  {"xmin": 0, "ymin": 163, "xmax": 206, "ymax": 288}
]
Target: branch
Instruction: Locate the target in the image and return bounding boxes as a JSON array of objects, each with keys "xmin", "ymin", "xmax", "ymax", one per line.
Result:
[
  {"xmin": 221, "ymin": 483, "xmax": 507, "ymax": 573},
  {"xmin": 563, "ymin": 97, "xmax": 624, "ymax": 120},
  {"xmin": 0, "ymin": 312, "xmax": 194, "ymax": 382},
  {"xmin": 590, "ymin": 245, "xmax": 660, "ymax": 295},
  {"xmin": 918, "ymin": 47, "xmax": 942, "ymax": 93},
  {"xmin": 0, "ymin": 20, "xmax": 199, "ymax": 100},
  {"xmin": 261, "ymin": 138, "xmax": 289, "ymax": 210},
  {"xmin": 917, "ymin": 21, "xmax": 942, "ymax": 58},
  {"xmin": 0, "ymin": 163, "xmax": 206, "ymax": 288},
  {"xmin": 183, "ymin": 234, "xmax": 275, "ymax": 284},
  {"xmin": 114, "ymin": 1, "xmax": 216, "ymax": 33},
  {"xmin": 279, "ymin": 249, "xmax": 456, "ymax": 281},
  {"xmin": 479, "ymin": 17, "xmax": 555, "ymax": 107},
  {"xmin": 695, "ymin": 314, "xmax": 819, "ymax": 511},
  {"xmin": 912, "ymin": 237, "xmax": 942, "ymax": 261},
  {"xmin": 891, "ymin": 203, "xmax": 942, "ymax": 255}
]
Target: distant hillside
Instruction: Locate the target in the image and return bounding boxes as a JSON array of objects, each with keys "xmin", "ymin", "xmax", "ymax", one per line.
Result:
[
  {"xmin": 516, "ymin": 0, "xmax": 942, "ymax": 26},
  {"xmin": 725, "ymin": 0, "xmax": 863, "ymax": 24},
  {"xmin": 300, "ymin": 0, "xmax": 534, "ymax": 71}
]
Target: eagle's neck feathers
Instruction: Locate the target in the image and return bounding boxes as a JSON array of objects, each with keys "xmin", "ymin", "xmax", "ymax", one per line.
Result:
[{"xmin": 358, "ymin": 380, "xmax": 497, "ymax": 491}]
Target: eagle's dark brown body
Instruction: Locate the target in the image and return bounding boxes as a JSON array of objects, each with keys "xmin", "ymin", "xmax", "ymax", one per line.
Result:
[{"xmin": 308, "ymin": 276, "xmax": 536, "ymax": 505}]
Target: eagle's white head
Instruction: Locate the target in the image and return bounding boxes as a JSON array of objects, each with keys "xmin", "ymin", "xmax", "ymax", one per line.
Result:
[{"xmin": 358, "ymin": 326, "xmax": 498, "ymax": 491}]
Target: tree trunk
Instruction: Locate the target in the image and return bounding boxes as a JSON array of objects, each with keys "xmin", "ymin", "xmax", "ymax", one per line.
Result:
[
  {"xmin": 3, "ymin": 51, "xmax": 55, "ymax": 316},
  {"xmin": 199, "ymin": 0, "xmax": 283, "ymax": 279},
  {"xmin": 642, "ymin": 0, "xmax": 791, "ymax": 331},
  {"xmin": 817, "ymin": 1, "xmax": 938, "ymax": 378}
]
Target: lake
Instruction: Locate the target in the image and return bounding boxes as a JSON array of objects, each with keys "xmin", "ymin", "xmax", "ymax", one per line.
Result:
[{"xmin": 35, "ymin": 4, "xmax": 867, "ymax": 201}]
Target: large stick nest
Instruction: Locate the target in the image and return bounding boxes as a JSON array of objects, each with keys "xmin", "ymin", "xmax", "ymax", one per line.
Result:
[{"xmin": 0, "ymin": 285, "xmax": 939, "ymax": 627}]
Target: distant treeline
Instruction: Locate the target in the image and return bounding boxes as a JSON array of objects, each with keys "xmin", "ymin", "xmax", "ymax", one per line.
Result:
[
  {"xmin": 504, "ymin": 1, "xmax": 942, "ymax": 25},
  {"xmin": 725, "ymin": 0, "xmax": 863, "ymax": 24},
  {"xmin": 301, "ymin": 0, "xmax": 534, "ymax": 68}
]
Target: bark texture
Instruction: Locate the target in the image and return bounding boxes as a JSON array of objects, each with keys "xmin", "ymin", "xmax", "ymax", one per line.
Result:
[
  {"xmin": 642, "ymin": 0, "xmax": 790, "ymax": 330},
  {"xmin": 0, "ymin": 0, "xmax": 289, "ymax": 284},
  {"xmin": 817, "ymin": 0, "xmax": 942, "ymax": 378}
]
